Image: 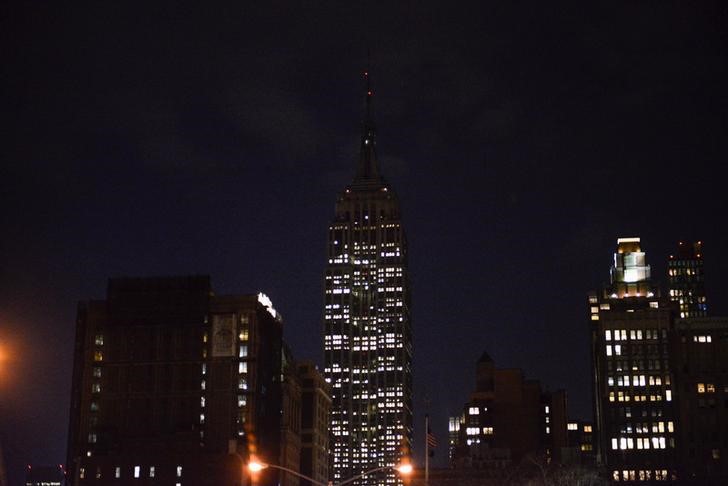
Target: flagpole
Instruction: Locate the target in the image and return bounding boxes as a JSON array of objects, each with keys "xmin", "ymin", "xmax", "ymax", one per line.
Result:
[{"xmin": 425, "ymin": 414, "xmax": 429, "ymax": 486}]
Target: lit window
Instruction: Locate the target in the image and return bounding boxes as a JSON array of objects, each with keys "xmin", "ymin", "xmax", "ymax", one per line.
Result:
[
  {"xmin": 707, "ymin": 383, "xmax": 715, "ymax": 393},
  {"xmin": 94, "ymin": 334, "xmax": 104, "ymax": 346},
  {"xmin": 115, "ymin": 467, "xmax": 121, "ymax": 478},
  {"xmin": 79, "ymin": 468, "xmax": 86, "ymax": 479},
  {"xmin": 177, "ymin": 466, "xmax": 183, "ymax": 477},
  {"xmin": 93, "ymin": 367, "xmax": 102, "ymax": 378},
  {"xmin": 134, "ymin": 466, "xmax": 140, "ymax": 478},
  {"xmin": 239, "ymin": 345, "xmax": 248, "ymax": 358},
  {"xmin": 468, "ymin": 407, "xmax": 479, "ymax": 415},
  {"xmin": 567, "ymin": 423, "xmax": 578, "ymax": 431},
  {"xmin": 697, "ymin": 383, "xmax": 706, "ymax": 393},
  {"xmin": 605, "ymin": 330, "xmax": 612, "ymax": 341},
  {"xmin": 150, "ymin": 467, "xmax": 155, "ymax": 478},
  {"xmin": 483, "ymin": 427, "xmax": 493, "ymax": 435},
  {"xmin": 93, "ymin": 351, "xmax": 103, "ymax": 362}
]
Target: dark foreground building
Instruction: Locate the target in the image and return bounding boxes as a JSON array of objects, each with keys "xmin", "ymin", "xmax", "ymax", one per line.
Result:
[
  {"xmin": 67, "ymin": 276, "xmax": 284, "ymax": 486},
  {"xmin": 673, "ymin": 316, "xmax": 728, "ymax": 484},
  {"xmin": 448, "ymin": 352, "xmax": 578, "ymax": 478}
]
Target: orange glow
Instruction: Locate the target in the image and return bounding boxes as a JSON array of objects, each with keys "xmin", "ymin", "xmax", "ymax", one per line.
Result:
[
  {"xmin": 396, "ymin": 462, "xmax": 413, "ymax": 475},
  {"xmin": 247, "ymin": 458, "xmax": 267, "ymax": 473}
]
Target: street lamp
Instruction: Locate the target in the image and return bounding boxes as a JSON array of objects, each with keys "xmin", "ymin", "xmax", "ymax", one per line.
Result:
[
  {"xmin": 336, "ymin": 462, "xmax": 413, "ymax": 486},
  {"xmin": 247, "ymin": 458, "xmax": 328, "ymax": 486},
  {"xmin": 246, "ymin": 459, "xmax": 413, "ymax": 486}
]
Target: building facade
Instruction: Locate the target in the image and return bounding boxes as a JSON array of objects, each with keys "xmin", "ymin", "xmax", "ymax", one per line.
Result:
[
  {"xmin": 66, "ymin": 276, "xmax": 284, "ymax": 486},
  {"xmin": 323, "ymin": 83, "xmax": 413, "ymax": 485},
  {"xmin": 673, "ymin": 317, "xmax": 728, "ymax": 484},
  {"xmin": 668, "ymin": 241, "xmax": 707, "ymax": 319},
  {"xmin": 298, "ymin": 361, "xmax": 332, "ymax": 486},
  {"xmin": 590, "ymin": 238, "xmax": 679, "ymax": 482},
  {"xmin": 448, "ymin": 352, "xmax": 569, "ymax": 477}
]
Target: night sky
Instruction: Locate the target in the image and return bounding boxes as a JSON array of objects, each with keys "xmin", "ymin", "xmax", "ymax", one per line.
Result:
[{"xmin": 2, "ymin": 2, "xmax": 728, "ymax": 484}]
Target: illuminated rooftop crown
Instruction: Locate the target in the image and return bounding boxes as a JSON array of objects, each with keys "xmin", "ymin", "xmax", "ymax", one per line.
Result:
[{"xmin": 611, "ymin": 237, "xmax": 651, "ymax": 284}]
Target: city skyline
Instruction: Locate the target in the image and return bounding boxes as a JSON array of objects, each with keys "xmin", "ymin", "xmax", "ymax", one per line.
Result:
[{"xmin": 2, "ymin": 2, "xmax": 728, "ymax": 485}]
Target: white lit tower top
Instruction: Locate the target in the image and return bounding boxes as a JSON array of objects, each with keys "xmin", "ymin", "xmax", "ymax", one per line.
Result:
[
  {"xmin": 605, "ymin": 237, "xmax": 659, "ymax": 299},
  {"xmin": 323, "ymin": 71, "xmax": 412, "ymax": 486}
]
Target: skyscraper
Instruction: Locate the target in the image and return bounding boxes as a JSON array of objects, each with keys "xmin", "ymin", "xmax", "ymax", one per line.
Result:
[
  {"xmin": 323, "ymin": 75, "xmax": 412, "ymax": 485},
  {"xmin": 668, "ymin": 241, "xmax": 707, "ymax": 319},
  {"xmin": 589, "ymin": 238, "xmax": 679, "ymax": 482}
]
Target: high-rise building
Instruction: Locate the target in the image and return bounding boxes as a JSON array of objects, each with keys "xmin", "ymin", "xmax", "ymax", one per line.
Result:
[
  {"xmin": 66, "ymin": 276, "xmax": 284, "ymax": 486},
  {"xmin": 668, "ymin": 241, "xmax": 707, "ymax": 319},
  {"xmin": 323, "ymin": 77, "xmax": 412, "ymax": 485},
  {"xmin": 590, "ymin": 238, "xmax": 679, "ymax": 482}
]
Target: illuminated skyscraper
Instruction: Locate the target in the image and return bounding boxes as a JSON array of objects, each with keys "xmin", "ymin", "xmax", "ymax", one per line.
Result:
[
  {"xmin": 668, "ymin": 241, "xmax": 707, "ymax": 319},
  {"xmin": 323, "ymin": 77, "xmax": 412, "ymax": 485},
  {"xmin": 589, "ymin": 238, "xmax": 679, "ymax": 482}
]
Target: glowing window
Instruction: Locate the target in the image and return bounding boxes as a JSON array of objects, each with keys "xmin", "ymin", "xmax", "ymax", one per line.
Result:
[{"xmin": 697, "ymin": 383, "xmax": 706, "ymax": 393}]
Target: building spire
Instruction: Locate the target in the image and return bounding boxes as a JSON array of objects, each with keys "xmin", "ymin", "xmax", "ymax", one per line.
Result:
[{"xmin": 353, "ymin": 65, "xmax": 383, "ymax": 187}]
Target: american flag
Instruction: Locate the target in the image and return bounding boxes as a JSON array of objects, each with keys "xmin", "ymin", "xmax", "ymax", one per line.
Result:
[{"xmin": 427, "ymin": 427, "xmax": 437, "ymax": 448}]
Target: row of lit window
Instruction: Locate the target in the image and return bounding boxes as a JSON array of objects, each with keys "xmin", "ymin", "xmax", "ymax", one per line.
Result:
[
  {"xmin": 607, "ymin": 360, "xmax": 668, "ymax": 373},
  {"xmin": 80, "ymin": 465, "xmax": 182, "ymax": 481},
  {"xmin": 609, "ymin": 390, "xmax": 672, "ymax": 402},
  {"xmin": 605, "ymin": 329, "xmax": 664, "ymax": 341},
  {"xmin": 620, "ymin": 422, "xmax": 674, "ymax": 434},
  {"xmin": 611, "ymin": 436, "xmax": 670, "ymax": 450},
  {"xmin": 608, "ymin": 375, "xmax": 667, "ymax": 387},
  {"xmin": 612, "ymin": 469, "xmax": 670, "ymax": 481},
  {"xmin": 697, "ymin": 383, "xmax": 716, "ymax": 393}
]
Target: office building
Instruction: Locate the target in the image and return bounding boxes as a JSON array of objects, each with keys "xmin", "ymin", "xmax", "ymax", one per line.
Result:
[
  {"xmin": 448, "ymin": 352, "xmax": 568, "ymax": 477},
  {"xmin": 668, "ymin": 241, "xmax": 707, "ymax": 319},
  {"xmin": 323, "ymin": 77, "xmax": 413, "ymax": 485},
  {"xmin": 590, "ymin": 238, "xmax": 679, "ymax": 482},
  {"xmin": 280, "ymin": 345, "xmax": 302, "ymax": 486},
  {"xmin": 673, "ymin": 317, "xmax": 728, "ymax": 483},
  {"xmin": 67, "ymin": 276, "xmax": 284, "ymax": 486},
  {"xmin": 298, "ymin": 361, "xmax": 332, "ymax": 486}
]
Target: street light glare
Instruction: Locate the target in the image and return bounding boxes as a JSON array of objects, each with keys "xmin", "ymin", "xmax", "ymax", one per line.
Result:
[
  {"xmin": 247, "ymin": 460, "xmax": 267, "ymax": 473},
  {"xmin": 396, "ymin": 463, "xmax": 413, "ymax": 475}
]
